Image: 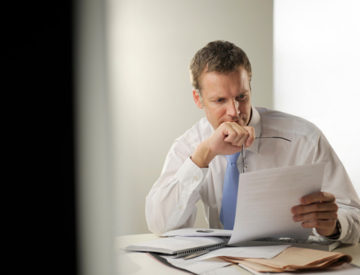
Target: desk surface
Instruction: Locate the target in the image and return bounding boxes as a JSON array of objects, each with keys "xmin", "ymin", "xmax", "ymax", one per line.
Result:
[{"xmin": 116, "ymin": 234, "xmax": 360, "ymax": 275}]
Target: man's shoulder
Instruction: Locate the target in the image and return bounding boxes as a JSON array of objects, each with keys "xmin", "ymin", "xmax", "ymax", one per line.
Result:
[
  {"xmin": 257, "ymin": 107, "xmax": 321, "ymax": 137},
  {"xmin": 176, "ymin": 117, "xmax": 213, "ymax": 144}
]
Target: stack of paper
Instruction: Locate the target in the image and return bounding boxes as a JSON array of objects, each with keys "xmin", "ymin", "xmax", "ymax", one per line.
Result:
[{"xmin": 220, "ymin": 246, "xmax": 352, "ymax": 272}]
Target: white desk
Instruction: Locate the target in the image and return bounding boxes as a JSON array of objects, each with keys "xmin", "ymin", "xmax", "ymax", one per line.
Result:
[{"xmin": 116, "ymin": 234, "xmax": 360, "ymax": 275}]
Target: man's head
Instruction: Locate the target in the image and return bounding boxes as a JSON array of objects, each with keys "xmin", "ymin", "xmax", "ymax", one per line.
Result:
[
  {"xmin": 190, "ymin": 40, "xmax": 252, "ymax": 91},
  {"xmin": 190, "ymin": 40, "xmax": 253, "ymax": 129}
]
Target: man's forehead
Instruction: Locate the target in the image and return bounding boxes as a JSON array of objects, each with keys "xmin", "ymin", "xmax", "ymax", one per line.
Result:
[
  {"xmin": 206, "ymin": 88, "xmax": 250, "ymax": 98},
  {"xmin": 199, "ymin": 68, "xmax": 250, "ymax": 91}
]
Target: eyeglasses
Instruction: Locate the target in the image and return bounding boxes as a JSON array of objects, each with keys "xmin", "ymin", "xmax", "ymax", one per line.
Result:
[{"xmin": 240, "ymin": 136, "xmax": 292, "ymax": 173}]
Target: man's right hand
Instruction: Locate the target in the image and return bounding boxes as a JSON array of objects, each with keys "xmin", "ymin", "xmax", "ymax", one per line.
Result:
[{"xmin": 191, "ymin": 122, "xmax": 255, "ymax": 168}]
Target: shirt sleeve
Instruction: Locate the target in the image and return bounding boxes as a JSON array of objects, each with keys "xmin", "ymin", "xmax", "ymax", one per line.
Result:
[
  {"xmin": 145, "ymin": 139, "xmax": 209, "ymax": 235},
  {"xmin": 314, "ymin": 132, "xmax": 360, "ymax": 244}
]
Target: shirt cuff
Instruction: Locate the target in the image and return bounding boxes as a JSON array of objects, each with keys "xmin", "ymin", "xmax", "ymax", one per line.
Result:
[{"xmin": 336, "ymin": 211, "xmax": 348, "ymax": 241}]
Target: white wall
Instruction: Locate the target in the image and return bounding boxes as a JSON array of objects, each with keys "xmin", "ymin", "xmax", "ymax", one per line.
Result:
[
  {"xmin": 75, "ymin": 0, "xmax": 115, "ymax": 274},
  {"xmin": 108, "ymin": 0, "xmax": 274, "ymax": 235},
  {"xmin": 274, "ymin": 0, "xmax": 360, "ymax": 195}
]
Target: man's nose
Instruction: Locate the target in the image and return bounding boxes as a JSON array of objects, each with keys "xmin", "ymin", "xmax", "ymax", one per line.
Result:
[{"xmin": 227, "ymin": 98, "xmax": 239, "ymax": 117}]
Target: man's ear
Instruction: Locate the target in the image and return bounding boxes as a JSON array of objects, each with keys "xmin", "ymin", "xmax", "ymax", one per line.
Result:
[{"xmin": 193, "ymin": 90, "xmax": 203, "ymax": 109}]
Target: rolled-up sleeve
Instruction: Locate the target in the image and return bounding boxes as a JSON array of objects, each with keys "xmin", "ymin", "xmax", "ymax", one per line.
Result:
[
  {"xmin": 315, "ymin": 132, "xmax": 360, "ymax": 244},
  {"xmin": 336, "ymin": 203, "xmax": 360, "ymax": 243},
  {"xmin": 145, "ymin": 140, "xmax": 209, "ymax": 234}
]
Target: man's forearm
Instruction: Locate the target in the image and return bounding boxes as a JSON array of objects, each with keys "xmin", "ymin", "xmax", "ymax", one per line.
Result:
[
  {"xmin": 146, "ymin": 157, "xmax": 207, "ymax": 234},
  {"xmin": 191, "ymin": 141, "xmax": 216, "ymax": 168}
]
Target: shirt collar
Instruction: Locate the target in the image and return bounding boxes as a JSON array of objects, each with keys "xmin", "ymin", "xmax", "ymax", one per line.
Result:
[{"xmin": 247, "ymin": 106, "xmax": 261, "ymax": 154}]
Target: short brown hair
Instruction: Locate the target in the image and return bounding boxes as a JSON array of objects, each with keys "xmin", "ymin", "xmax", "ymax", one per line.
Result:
[{"xmin": 190, "ymin": 40, "xmax": 252, "ymax": 91}]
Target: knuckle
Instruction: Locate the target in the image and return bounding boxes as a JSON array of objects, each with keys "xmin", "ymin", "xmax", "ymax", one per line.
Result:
[
  {"xmin": 313, "ymin": 212, "xmax": 320, "ymax": 219},
  {"xmin": 291, "ymin": 207, "xmax": 299, "ymax": 214}
]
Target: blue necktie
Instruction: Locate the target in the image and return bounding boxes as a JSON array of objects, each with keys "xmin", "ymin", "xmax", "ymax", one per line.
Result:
[{"xmin": 220, "ymin": 152, "xmax": 241, "ymax": 229}]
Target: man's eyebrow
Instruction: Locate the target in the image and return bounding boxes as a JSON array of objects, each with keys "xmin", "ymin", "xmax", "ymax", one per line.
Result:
[
  {"xmin": 209, "ymin": 94, "xmax": 225, "ymax": 99},
  {"xmin": 238, "ymin": 90, "xmax": 250, "ymax": 94},
  {"xmin": 208, "ymin": 95, "xmax": 224, "ymax": 100}
]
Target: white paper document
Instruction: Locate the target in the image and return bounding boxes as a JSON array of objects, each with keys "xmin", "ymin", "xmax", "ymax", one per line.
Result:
[
  {"xmin": 162, "ymin": 227, "xmax": 232, "ymax": 237},
  {"xmin": 203, "ymin": 265, "xmax": 251, "ymax": 275},
  {"xmin": 229, "ymin": 163, "xmax": 325, "ymax": 244},
  {"xmin": 184, "ymin": 245, "xmax": 289, "ymax": 262},
  {"xmin": 165, "ymin": 257, "xmax": 231, "ymax": 274}
]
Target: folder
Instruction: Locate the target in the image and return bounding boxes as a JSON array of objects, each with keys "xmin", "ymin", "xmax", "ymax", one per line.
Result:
[{"xmin": 222, "ymin": 246, "xmax": 352, "ymax": 272}]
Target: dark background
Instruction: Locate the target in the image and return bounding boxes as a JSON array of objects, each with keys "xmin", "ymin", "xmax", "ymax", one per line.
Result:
[{"xmin": 5, "ymin": 1, "xmax": 77, "ymax": 274}]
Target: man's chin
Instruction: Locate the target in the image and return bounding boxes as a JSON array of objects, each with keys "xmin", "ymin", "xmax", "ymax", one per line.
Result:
[
  {"xmin": 215, "ymin": 119, "xmax": 246, "ymax": 127},
  {"xmin": 236, "ymin": 119, "xmax": 248, "ymax": 127}
]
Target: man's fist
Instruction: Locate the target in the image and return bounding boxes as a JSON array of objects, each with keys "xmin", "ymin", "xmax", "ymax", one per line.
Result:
[
  {"xmin": 191, "ymin": 122, "xmax": 255, "ymax": 168},
  {"xmin": 291, "ymin": 192, "xmax": 339, "ymax": 237}
]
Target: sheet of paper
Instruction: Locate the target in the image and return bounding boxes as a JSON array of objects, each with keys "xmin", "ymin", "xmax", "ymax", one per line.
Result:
[
  {"xmin": 203, "ymin": 265, "xmax": 251, "ymax": 275},
  {"xmin": 229, "ymin": 163, "xmax": 325, "ymax": 244},
  {"xmin": 165, "ymin": 256, "xmax": 231, "ymax": 274},
  {"xmin": 189, "ymin": 245, "xmax": 289, "ymax": 262},
  {"xmin": 162, "ymin": 227, "xmax": 232, "ymax": 237}
]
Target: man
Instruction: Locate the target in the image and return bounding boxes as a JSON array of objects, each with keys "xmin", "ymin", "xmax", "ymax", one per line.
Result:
[{"xmin": 145, "ymin": 40, "xmax": 360, "ymax": 244}]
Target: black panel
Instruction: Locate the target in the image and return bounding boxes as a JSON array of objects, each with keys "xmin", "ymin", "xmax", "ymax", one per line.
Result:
[{"xmin": 4, "ymin": 1, "xmax": 77, "ymax": 274}]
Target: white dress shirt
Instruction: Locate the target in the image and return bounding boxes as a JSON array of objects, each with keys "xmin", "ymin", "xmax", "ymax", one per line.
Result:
[{"xmin": 145, "ymin": 107, "xmax": 360, "ymax": 243}]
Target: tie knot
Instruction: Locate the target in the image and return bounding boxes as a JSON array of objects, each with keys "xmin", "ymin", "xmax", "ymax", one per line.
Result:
[{"xmin": 226, "ymin": 152, "xmax": 241, "ymax": 164}]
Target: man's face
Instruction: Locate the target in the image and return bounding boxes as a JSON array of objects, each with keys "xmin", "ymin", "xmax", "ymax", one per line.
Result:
[{"xmin": 193, "ymin": 66, "xmax": 252, "ymax": 129}]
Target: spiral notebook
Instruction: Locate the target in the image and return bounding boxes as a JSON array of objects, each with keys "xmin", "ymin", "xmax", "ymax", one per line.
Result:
[{"xmin": 125, "ymin": 236, "xmax": 227, "ymax": 258}]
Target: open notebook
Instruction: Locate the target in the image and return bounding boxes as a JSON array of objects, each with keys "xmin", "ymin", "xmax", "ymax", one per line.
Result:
[{"xmin": 125, "ymin": 235, "xmax": 228, "ymax": 258}]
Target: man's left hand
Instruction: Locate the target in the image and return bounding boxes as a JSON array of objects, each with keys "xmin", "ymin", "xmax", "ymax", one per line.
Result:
[{"xmin": 291, "ymin": 191, "xmax": 338, "ymax": 237}]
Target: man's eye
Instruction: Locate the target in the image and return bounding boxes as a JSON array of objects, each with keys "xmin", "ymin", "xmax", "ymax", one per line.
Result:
[
  {"xmin": 216, "ymin": 98, "xmax": 225, "ymax": 103},
  {"xmin": 236, "ymin": 95, "xmax": 246, "ymax": 101}
]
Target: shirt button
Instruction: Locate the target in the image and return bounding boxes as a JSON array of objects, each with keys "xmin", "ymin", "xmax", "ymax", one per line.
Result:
[{"xmin": 194, "ymin": 176, "xmax": 199, "ymax": 181}]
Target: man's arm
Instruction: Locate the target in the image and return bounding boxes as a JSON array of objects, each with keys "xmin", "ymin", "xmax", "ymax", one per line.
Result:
[
  {"xmin": 291, "ymin": 191, "xmax": 360, "ymax": 243},
  {"xmin": 291, "ymin": 132, "xmax": 360, "ymax": 244},
  {"xmin": 191, "ymin": 122, "xmax": 255, "ymax": 167},
  {"xmin": 145, "ymin": 122, "xmax": 255, "ymax": 234},
  {"xmin": 145, "ymin": 140, "xmax": 206, "ymax": 234}
]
